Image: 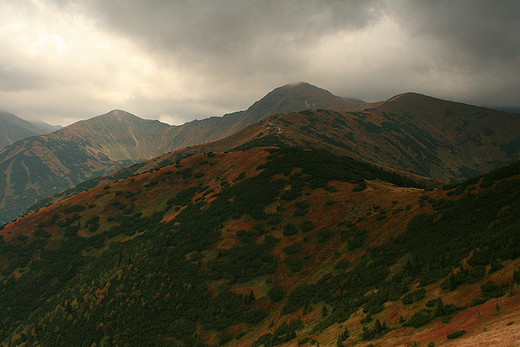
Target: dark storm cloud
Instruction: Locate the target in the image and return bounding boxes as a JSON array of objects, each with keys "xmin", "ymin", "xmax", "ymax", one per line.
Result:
[
  {"xmin": 83, "ymin": 0, "xmax": 385, "ymax": 51},
  {"xmin": 392, "ymin": 1, "xmax": 520, "ymax": 62},
  {"xmin": 66, "ymin": 0, "xmax": 386, "ymax": 75},
  {"xmin": 2, "ymin": 0, "xmax": 520, "ymax": 125},
  {"xmin": 64, "ymin": 0, "xmax": 520, "ymax": 105},
  {"xmin": 384, "ymin": 0, "xmax": 520, "ymax": 106}
]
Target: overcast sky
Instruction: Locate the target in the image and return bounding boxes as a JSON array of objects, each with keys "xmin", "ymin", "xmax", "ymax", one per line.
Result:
[{"xmin": 1, "ymin": 0, "xmax": 519, "ymax": 126}]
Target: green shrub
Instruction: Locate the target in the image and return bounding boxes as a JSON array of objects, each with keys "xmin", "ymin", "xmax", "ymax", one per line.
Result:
[
  {"xmin": 334, "ymin": 259, "xmax": 349, "ymax": 270},
  {"xmin": 317, "ymin": 227, "xmax": 333, "ymax": 242},
  {"xmin": 34, "ymin": 228, "xmax": 51, "ymax": 238},
  {"xmin": 402, "ymin": 288, "xmax": 426, "ymax": 305},
  {"xmin": 63, "ymin": 205, "xmax": 86, "ymax": 214},
  {"xmin": 293, "ymin": 208, "xmax": 308, "ymax": 217},
  {"xmin": 64, "ymin": 225, "xmax": 80, "ymax": 237},
  {"xmin": 347, "ymin": 229, "xmax": 368, "ymax": 250},
  {"xmin": 513, "ymin": 268, "xmax": 520, "ymax": 283},
  {"xmin": 403, "ymin": 309, "xmax": 433, "ymax": 328},
  {"xmin": 283, "ymin": 224, "xmax": 298, "ymax": 236},
  {"xmin": 471, "ymin": 297, "xmax": 488, "ymax": 306},
  {"xmin": 267, "ymin": 286, "xmax": 285, "ymax": 303},
  {"xmin": 480, "ymin": 281, "xmax": 504, "ymax": 298},
  {"xmin": 447, "ymin": 330, "xmax": 466, "ymax": 339},
  {"xmin": 284, "ymin": 243, "xmax": 302, "ymax": 255},
  {"xmin": 286, "ymin": 258, "xmax": 304, "ymax": 272},
  {"xmin": 300, "ymin": 220, "xmax": 315, "ymax": 233}
]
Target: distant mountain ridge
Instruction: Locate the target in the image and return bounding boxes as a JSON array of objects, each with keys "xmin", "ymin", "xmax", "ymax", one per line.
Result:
[
  {"xmin": 27, "ymin": 120, "xmax": 62, "ymax": 134},
  {"xmin": 14, "ymin": 84, "xmax": 520, "ymax": 225},
  {"xmin": 159, "ymin": 82, "xmax": 362, "ymax": 150},
  {"xmin": 34, "ymin": 91, "xmax": 520, "ymax": 217},
  {"xmin": 0, "ymin": 111, "xmax": 61, "ymax": 148},
  {"xmin": 0, "ymin": 83, "xmax": 359, "ymax": 224},
  {"xmin": 129, "ymin": 92, "xmax": 520, "ymax": 185}
]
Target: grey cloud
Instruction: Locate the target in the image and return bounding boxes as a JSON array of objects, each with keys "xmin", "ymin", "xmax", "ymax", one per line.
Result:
[
  {"xmin": 82, "ymin": 0, "xmax": 385, "ymax": 51},
  {"xmin": 0, "ymin": 64, "xmax": 48, "ymax": 92},
  {"xmin": 55, "ymin": 0, "xmax": 391, "ymax": 118},
  {"xmin": 63, "ymin": 0, "xmax": 385, "ymax": 75},
  {"xmin": 390, "ymin": 1, "xmax": 520, "ymax": 64},
  {"xmin": 3, "ymin": 0, "xmax": 520, "ymax": 126},
  {"xmin": 70, "ymin": 0, "xmax": 520, "ymax": 105},
  {"xmin": 383, "ymin": 0, "xmax": 520, "ymax": 106}
]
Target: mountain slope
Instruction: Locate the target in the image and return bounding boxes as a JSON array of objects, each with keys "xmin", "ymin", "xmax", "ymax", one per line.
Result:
[
  {"xmin": 0, "ymin": 111, "xmax": 60, "ymax": 148},
  {"xmin": 1, "ymin": 146, "xmax": 520, "ymax": 346},
  {"xmin": 157, "ymin": 92, "xmax": 520, "ymax": 184},
  {"xmin": 33, "ymin": 92, "xmax": 520, "ymax": 215},
  {"xmin": 59, "ymin": 110, "xmax": 174, "ymax": 161},
  {"xmin": 160, "ymin": 82, "xmax": 362, "ymax": 150},
  {"xmin": 0, "ymin": 84, "xmax": 361, "ymax": 225},
  {"xmin": 27, "ymin": 120, "xmax": 62, "ymax": 134},
  {"xmin": 0, "ymin": 110, "xmax": 174, "ymax": 224}
]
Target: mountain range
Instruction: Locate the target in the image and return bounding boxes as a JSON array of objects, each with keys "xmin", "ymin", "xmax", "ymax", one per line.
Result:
[
  {"xmin": 152, "ymin": 91, "xmax": 520, "ymax": 184},
  {"xmin": 1, "ymin": 82, "xmax": 520, "ymax": 346},
  {"xmin": 2, "ymin": 84, "xmax": 520, "ymax": 225},
  {"xmin": 30, "ymin": 89, "xmax": 520, "ymax": 216},
  {"xmin": 0, "ymin": 83, "xmax": 364, "ymax": 224},
  {"xmin": 0, "ymin": 111, "xmax": 61, "ymax": 149}
]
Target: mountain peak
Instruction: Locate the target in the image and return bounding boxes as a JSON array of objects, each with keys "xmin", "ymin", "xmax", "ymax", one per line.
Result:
[
  {"xmin": 105, "ymin": 109, "xmax": 136, "ymax": 116},
  {"xmin": 64, "ymin": 110, "xmax": 152, "ymax": 131},
  {"xmin": 99, "ymin": 109, "xmax": 141, "ymax": 120},
  {"xmin": 386, "ymin": 92, "xmax": 430, "ymax": 102},
  {"xmin": 241, "ymin": 82, "xmax": 361, "ymax": 125},
  {"xmin": 273, "ymin": 81, "xmax": 335, "ymax": 96}
]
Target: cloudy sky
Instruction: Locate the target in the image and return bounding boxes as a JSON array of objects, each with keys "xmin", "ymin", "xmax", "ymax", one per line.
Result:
[{"xmin": 1, "ymin": 0, "xmax": 519, "ymax": 126}]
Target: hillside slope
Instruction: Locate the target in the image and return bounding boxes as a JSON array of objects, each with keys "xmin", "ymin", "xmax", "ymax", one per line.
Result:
[
  {"xmin": 1, "ymin": 146, "xmax": 520, "ymax": 346},
  {"xmin": 59, "ymin": 110, "xmax": 174, "ymax": 161},
  {"xmin": 0, "ymin": 111, "xmax": 60, "ymax": 148},
  {"xmin": 0, "ymin": 110, "xmax": 174, "ymax": 224},
  {"xmin": 0, "ymin": 84, "xmax": 361, "ymax": 224},
  {"xmin": 160, "ymin": 82, "xmax": 362, "ymax": 150},
  {"xmin": 155, "ymin": 93, "xmax": 520, "ymax": 184},
  {"xmin": 34, "ymin": 92, "xmax": 520, "ymax": 216}
]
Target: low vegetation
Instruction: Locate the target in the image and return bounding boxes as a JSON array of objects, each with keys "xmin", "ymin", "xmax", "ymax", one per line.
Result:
[{"xmin": 1, "ymin": 146, "xmax": 520, "ymax": 346}]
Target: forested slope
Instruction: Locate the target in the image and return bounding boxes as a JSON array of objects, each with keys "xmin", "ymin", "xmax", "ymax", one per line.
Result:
[{"xmin": 1, "ymin": 147, "xmax": 520, "ymax": 346}]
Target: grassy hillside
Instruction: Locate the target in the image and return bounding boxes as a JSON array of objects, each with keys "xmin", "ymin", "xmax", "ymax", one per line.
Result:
[
  {"xmin": 0, "ymin": 84, "xmax": 362, "ymax": 225},
  {"xmin": 8, "ymin": 87, "xmax": 520, "ymax": 226},
  {"xmin": 34, "ymin": 92, "xmax": 520, "ymax": 215},
  {"xmin": 1, "ymin": 146, "xmax": 520, "ymax": 346},
  {"xmin": 217, "ymin": 94, "xmax": 520, "ymax": 184},
  {"xmin": 0, "ymin": 110, "xmax": 171, "ymax": 224},
  {"xmin": 94, "ymin": 93, "xmax": 520, "ymax": 187}
]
